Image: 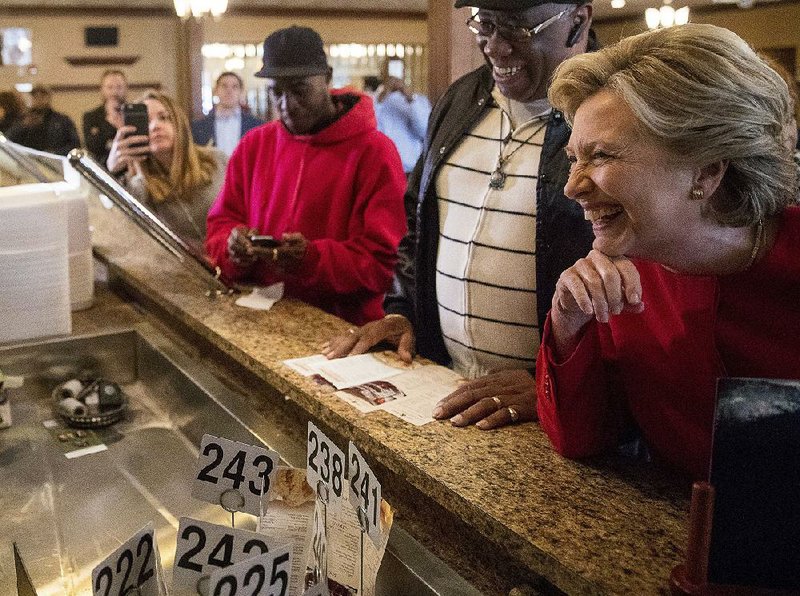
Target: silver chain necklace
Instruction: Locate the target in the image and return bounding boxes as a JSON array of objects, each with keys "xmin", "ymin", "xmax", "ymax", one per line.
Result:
[{"xmin": 489, "ymin": 111, "xmax": 549, "ymax": 190}]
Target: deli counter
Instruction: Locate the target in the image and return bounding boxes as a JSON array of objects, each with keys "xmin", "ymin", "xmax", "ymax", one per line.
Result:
[{"xmin": 0, "ymin": 138, "xmax": 691, "ymax": 595}]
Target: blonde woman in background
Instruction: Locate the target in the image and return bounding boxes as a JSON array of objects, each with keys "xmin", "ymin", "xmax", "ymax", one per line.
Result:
[{"xmin": 108, "ymin": 91, "xmax": 227, "ymax": 249}]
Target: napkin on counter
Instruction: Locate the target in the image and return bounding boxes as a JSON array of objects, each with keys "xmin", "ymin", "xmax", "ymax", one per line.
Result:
[{"xmin": 234, "ymin": 282, "xmax": 284, "ymax": 311}]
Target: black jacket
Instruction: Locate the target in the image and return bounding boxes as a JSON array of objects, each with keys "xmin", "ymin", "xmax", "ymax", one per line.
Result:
[
  {"xmin": 191, "ymin": 109, "xmax": 263, "ymax": 148},
  {"xmin": 384, "ymin": 65, "xmax": 594, "ymax": 366},
  {"xmin": 83, "ymin": 105, "xmax": 118, "ymax": 167},
  {"xmin": 6, "ymin": 108, "xmax": 80, "ymax": 157}
]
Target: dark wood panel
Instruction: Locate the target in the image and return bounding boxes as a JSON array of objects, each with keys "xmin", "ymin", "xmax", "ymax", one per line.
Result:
[
  {"xmin": 64, "ymin": 55, "xmax": 140, "ymax": 66},
  {"xmin": 49, "ymin": 81, "xmax": 162, "ymax": 93}
]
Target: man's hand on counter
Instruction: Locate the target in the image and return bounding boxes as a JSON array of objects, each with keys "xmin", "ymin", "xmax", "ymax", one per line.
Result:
[
  {"xmin": 321, "ymin": 314, "xmax": 415, "ymax": 363},
  {"xmin": 433, "ymin": 369, "xmax": 538, "ymax": 430}
]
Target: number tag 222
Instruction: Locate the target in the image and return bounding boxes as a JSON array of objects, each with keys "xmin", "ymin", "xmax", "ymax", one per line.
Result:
[{"xmin": 92, "ymin": 523, "xmax": 164, "ymax": 596}]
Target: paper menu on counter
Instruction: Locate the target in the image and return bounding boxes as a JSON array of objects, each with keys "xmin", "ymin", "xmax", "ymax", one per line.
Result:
[
  {"xmin": 283, "ymin": 352, "xmax": 416, "ymax": 389},
  {"xmin": 283, "ymin": 353, "xmax": 462, "ymax": 425},
  {"xmin": 257, "ymin": 468, "xmax": 317, "ymax": 596},
  {"xmin": 341, "ymin": 365, "xmax": 463, "ymax": 426}
]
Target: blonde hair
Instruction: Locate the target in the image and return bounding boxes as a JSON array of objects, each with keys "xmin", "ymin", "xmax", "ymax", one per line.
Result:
[
  {"xmin": 549, "ymin": 23, "xmax": 796, "ymax": 226},
  {"xmin": 138, "ymin": 91, "xmax": 218, "ymax": 204}
]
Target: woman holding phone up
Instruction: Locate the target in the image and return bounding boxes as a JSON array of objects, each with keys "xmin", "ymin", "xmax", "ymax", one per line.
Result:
[{"xmin": 107, "ymin": 91, "xmax": 227, "ymax": 249}]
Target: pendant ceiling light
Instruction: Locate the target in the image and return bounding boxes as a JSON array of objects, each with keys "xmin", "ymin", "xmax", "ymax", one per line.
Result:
[
  {"xmin": 174, "ymin": 0, "xmax": 228, "ymax": 19},
  {"xmin": 645, "ymin": 2, "xmax": 690, "ymax": 29}
]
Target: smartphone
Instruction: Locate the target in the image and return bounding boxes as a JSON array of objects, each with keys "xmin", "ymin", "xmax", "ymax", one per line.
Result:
[
  {"xmin": 123, "ymin": 103, "xmax": 149, "ymax": 147},
  {"xmin": 249, "ymin": 235, "xmax": 282, "ymax": 248},
  {"xmin": 387, "ymin": 58, "xmax": 404, "ymax": 80}
]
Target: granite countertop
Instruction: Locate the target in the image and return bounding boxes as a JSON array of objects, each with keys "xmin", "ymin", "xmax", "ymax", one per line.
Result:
[{"xmin": 86, "ymin": 196, "xmax": 690, "ymax": 595}]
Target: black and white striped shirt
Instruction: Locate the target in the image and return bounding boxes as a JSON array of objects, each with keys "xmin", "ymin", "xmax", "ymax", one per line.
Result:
[{"xmin": 435, "ymin": 92, "xmax": 550, "ymax": 378}]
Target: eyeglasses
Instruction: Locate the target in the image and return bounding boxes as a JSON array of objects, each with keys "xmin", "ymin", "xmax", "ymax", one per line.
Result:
[{"xmin": 466, "ymin": 9, "xmax": 569, "ymax": 43}]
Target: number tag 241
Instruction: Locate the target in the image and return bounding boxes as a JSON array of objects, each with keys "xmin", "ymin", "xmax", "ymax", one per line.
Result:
[
  {"xmin": 193, "ymin": 434, "xmax": 280, "ymax": 516},
  {"xmin": 173, "ymin": 517, "xmax": 280, "ymax": 596},
  {"xmin": 207, "ymin": 544, "xmax": 292, "ymax": 596},
  {"xmin": 347, "ymin": 441, "xmax": 383, "ymax": 547},
  {"xmin": 92, "ymin": 523, "xmax": 164, "ymax": 596}
]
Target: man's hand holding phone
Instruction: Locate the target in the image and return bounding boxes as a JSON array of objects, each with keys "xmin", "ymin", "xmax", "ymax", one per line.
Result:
[{"xmin": 227, "ymin": 227, "xmax": 307, "ymax": 270}]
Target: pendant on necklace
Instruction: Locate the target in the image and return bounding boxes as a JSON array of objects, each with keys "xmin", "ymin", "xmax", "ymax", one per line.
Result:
[{"xmin": 489, "ymin": 167, "xmax": 507, "ymax": 190}]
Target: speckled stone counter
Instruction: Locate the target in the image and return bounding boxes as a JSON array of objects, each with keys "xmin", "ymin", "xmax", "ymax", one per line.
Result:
[{"xmin": 86, "ymin": 196, "xmax": 690, "ymax": 595}]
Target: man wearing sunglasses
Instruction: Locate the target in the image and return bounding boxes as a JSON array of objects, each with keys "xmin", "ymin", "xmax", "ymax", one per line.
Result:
[{"xmin": 323, "ymin": 0, "xmax": 596, "ymax": 430}]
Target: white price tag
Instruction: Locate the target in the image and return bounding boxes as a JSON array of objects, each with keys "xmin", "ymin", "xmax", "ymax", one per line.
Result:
[
  {"xmin": 207, "ymin": 544, "xmax": 293, "ymax": 596},
  {"xmin": 192, "ymin": 434, "xmax": 279, "ymax": 516},
  {"xmin": 346, "ymin": 442, "xmax": 382, "ymax": 547},
  {"xmin": 92, "ymin": 523, "xmax": 164, "ymax": 596},
  {"xmin": 172, "ymin": 517, "xmax": 278, "ymax": 595},
  {"xmin": 306, "ymin": 422, "xmax": 346, "ymax": 501}
]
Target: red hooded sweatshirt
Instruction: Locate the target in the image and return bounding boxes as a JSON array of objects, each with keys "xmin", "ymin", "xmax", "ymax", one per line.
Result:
[{"xmin": 206, "ymin": 90, "xmax": 407, "ymax": 325}]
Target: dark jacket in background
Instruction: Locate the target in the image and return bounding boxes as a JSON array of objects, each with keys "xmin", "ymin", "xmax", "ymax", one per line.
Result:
[
  {"xmin": 82, "ymin": 105, "xmax": 118, "ymax": 167},
  {"xmin": 191, "ymin": 108, "xmax": 263, "ymax": 147},
  {"xmin": 384, "ymin": 65, "xmax": 595, "ymax": 366},
  {"xmin": 6, "ymin": 108, "xmax": 81, "ymax": 156}
]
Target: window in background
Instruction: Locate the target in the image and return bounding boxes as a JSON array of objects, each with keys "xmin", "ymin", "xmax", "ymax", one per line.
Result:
[
  {"xmin": 0, "ymin": 28, "xmax": 32, "ymax": 67},
  {"xmin": 200, "ymin": 42, "xmax": 427, "ymax": 121}
]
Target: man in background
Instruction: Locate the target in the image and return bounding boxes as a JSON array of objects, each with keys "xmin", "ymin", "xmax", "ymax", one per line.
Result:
[
  {"xmin": 83, "ymin": 69, "xmax": 127, "ymax": 166},
  {"xmin": 365, "ymin": 61, "xmax": 431, "ymax": 175},
  {"xmin": 7, "ymin": 85, "xmax": 80, "ymax": 156},
  {"xmin": 192, "ymin": 71, "xmax": 262, "ymax": 156},
  {"xmin": 206, "ymin": 27, "xmax": 406, "ymax": 325}
]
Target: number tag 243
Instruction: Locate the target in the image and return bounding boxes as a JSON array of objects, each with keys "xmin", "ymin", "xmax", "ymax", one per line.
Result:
[
  {"xmin": 172, "ymin": 517, "xmax": 280, "ymax": 596},
  {"xmin": 207, "ymin": 544, "xmax": 292, "ymax": 596},
  {"xmin": 193, "ymin": 434, "xmax": 280, "ymax": 516},
  {"xmin": 92, "ymin": 523, "xmax": 164, "ymax": 596}
]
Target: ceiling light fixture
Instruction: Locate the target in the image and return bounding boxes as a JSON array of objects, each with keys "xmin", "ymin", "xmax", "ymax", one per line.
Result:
[
  {"xmin": 645, "ymin": 2, "xmax": 689, "ymax": 28},
  {"xmin": 174, "ymin": 0, "xmax": 228, "ymax": 19}
]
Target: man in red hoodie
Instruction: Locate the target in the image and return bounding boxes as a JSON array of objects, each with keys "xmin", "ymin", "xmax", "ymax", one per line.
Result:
[{"xmin": 206, "ymin": 26, "xmax": 407, "ymax": 325}]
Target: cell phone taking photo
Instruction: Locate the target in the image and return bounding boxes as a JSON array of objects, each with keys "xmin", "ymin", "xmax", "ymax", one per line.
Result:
[
  {"xmin": 248, "ymin": 235, "xmax": 282, "ymax": 248},
  {"xmin": 122, "ymin": 103, "xmax": 149, "ymax": 147}
]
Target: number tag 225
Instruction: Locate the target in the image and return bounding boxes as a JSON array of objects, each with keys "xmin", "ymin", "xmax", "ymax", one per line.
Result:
[
  {"xmin": 92, "ymin": 523, "xmax": 164, "ymax": 596},
  {"xmin": 207, "ymin": 544, "xmax": 292, "ymax": 596}
]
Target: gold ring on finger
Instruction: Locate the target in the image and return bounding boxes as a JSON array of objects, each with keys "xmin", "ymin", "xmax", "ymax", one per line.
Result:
[
  {"xmin": 507, "ymin": 406, "xmax": 520, "ymax": 423},
  {"xmin": 347, "ymin": 328, "xmax": 356, "ymax": 335},
  {"xmin": 491, "ymin": 396, "xmax": 502, "ymax": 411}
]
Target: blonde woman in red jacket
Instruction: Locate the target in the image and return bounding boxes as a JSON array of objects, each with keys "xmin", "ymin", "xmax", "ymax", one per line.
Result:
[{"xmin": 536, "ymin": 24, "xmax": 800, "ymax": 480}]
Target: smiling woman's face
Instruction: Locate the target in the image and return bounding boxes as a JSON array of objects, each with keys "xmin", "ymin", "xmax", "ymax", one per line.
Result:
[{"xmin": 564, "ymin": 90, "xmax": 700, "ymax": 261}]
